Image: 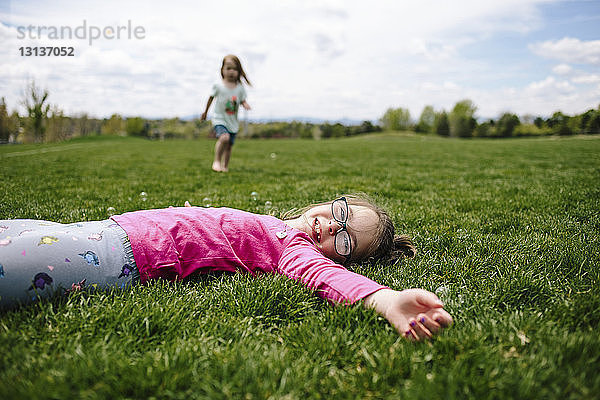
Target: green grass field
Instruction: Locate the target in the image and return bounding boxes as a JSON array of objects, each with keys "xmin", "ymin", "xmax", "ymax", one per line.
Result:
[{"xmin": 1, "ymin": 133, "xmax": 599, "ymax": 399}]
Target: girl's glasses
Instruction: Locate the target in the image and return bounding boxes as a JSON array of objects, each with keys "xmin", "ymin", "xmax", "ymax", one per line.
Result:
[{"xmin": 332, "ymin": 197, "xmax": 352, "ymax": 260}]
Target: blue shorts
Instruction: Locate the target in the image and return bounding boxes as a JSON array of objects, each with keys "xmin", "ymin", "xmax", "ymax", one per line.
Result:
[{"xmin": 214, "ymin": 125, "xmax": 237, "ymax": 145}]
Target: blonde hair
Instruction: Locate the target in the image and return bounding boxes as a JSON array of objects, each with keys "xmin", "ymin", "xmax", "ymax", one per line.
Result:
[
  {"xmin": 221, "ymin": 54, "xmax": 252, "ymax": 86},
  {"xmin": 282, "ymin": 194, "xmax": 415, "ymax": 264}
]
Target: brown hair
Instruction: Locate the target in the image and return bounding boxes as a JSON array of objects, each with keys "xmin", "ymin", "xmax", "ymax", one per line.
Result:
[
  {"xmin": 221, "ymin": 54, "xmax": 252, "ymax": 86},
  {"xmin": 282, "ymin": 194, "xmax": 416, "ymax": 264}
]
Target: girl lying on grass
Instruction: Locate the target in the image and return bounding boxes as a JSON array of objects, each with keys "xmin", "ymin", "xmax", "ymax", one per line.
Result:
[{"xmin": 0, "ymin": 195, "xmax": 452, "ymax": 341}]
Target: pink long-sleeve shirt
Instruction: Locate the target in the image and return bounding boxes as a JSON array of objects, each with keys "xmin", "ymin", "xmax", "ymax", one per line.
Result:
[{"xmin": 112, "ymin": 207, "xmax": 385, "ymax": 304}]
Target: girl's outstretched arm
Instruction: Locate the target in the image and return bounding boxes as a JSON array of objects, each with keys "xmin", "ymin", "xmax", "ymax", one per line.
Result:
[
  {"xmin": 241, "ymin": 100, "xmax": 251, "ymax": 110},
  {"xmin": 363, "ymin": 288, "xmax": 453, "ymax": 341},
  {"xmin": 200, "ymin": 96, "xmax": 214, "ymax": 120}
]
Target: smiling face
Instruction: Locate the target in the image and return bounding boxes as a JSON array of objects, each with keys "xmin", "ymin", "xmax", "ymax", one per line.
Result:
[{"xmin": 298, "ymin": 203, "xmax": 380, "ymax": 263}]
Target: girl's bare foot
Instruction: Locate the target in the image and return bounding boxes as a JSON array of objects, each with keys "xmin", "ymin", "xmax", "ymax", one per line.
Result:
[{"xmin": 212, "ymin": 161, "xmax": 222, "ymax": 172}]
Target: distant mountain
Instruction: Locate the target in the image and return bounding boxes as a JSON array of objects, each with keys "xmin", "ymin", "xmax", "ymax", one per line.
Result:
[{"xmin": 178, "ymin": 115, "xmax": 376, "ymax": 125}]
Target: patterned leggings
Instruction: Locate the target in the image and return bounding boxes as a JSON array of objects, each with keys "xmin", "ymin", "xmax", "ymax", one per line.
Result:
[{"xmin": 0, "ymin": 219, "xmax": 139, "ymax": 309}]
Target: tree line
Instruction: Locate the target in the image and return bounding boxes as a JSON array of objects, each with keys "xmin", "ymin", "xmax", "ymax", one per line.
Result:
[
  {"xmin": 382, "ymin": 99, "xmax": 600, "ymax": 137},
  {"xmin": 0, "ymin": 81, "xmax": 382, "ymax": 143},
  {"xmin": 1, "ymin": 81, "xmax": 599, "ymax": 144}
]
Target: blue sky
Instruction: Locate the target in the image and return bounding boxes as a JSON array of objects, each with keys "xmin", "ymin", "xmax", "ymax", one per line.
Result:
[{"xmin": 0, "ymin": 0, "xmax": 599, "ymax": 121}]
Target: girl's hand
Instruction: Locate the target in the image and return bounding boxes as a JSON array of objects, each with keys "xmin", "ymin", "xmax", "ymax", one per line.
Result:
[
  {"xmin": 364, "ymin": 288, "xmax": 453, "ymax": 341},
  {"xmin": 242, "ymin": 101, "xmax": 251, "ymax": 111}
]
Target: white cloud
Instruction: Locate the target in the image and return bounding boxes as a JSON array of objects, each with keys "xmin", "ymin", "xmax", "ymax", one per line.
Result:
[
  {"xmin": 547, "ymin": 63, "xmax": 600, "ymax": 87},
  {"xmin": 407, "ymin": 38, "xmax": 458, "ymax": 61},
  {"xmin": 530, "ymin": 37, "xmax": 600, "ymax": 65},
  {"xmin": 552, "ymin": 63, "xmax": 572, "ymax": 75},
  {"xmin": 473, "ymin": 74, "xmax": 599, "ymax": 118},
  {"xmin": 526, "ymin": 76, "xmax": 575, "ymax": 95},
  {"xmin": 571, "ymin": 74, "xmax": 600, "ymax": 84}
]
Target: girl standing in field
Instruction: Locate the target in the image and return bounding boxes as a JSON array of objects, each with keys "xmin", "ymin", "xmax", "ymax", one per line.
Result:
[
  {"xmin": 0, "ymin": 195, "xmax": 452, "ymax": 341},
  {"xmin": 201, "ymin": 55, "xmax": 251, "ymax": 172}
]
